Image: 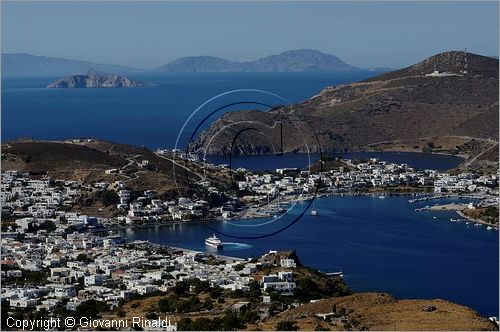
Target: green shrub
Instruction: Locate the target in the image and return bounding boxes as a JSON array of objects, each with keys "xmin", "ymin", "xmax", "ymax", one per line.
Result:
[{"xmin": 275, "ymin": 320, "xmax": 298, "ymax": 331}]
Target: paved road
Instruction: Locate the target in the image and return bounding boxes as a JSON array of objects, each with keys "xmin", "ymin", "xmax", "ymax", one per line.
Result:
[
  {"xmin": 464, "ymin": 142, "xmax": 498, "ymax": 167},
  {"xmin": 155, "ymin": 153, "xmax": 206, "ymax": 182}
]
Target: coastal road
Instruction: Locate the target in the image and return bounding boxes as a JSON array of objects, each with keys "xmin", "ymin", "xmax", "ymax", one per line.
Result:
[
  {"xmin": 120, "ymin": 155, "xmax": 142, "ymax": 183},
  {"xmin": 155, "ymin": 153, "xmax": 206, "ymax": 182},
  {"xmin": 464, "ymin": 142, "xmax": 498, "ymax": 167},
  {"xmin": 365, "ymin": 135, "xmax": 498, "ymax": 148}
]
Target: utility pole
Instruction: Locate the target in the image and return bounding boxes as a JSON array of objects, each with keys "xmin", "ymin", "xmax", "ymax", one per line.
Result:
[{"xmin": 461, "ymin": 48, "xmax": 469, "ymax": 75}]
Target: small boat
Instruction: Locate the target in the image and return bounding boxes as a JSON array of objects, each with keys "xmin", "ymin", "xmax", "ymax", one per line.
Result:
[
  {"xmin": 378, "ymin": 196, "xmax": 386, "ymax": 199},
  {"xmin": 487, "ymin": 226, "xmax": 493, "ymax": 231},
  {"xmin": 433, "ymin": 216, "xmax": 437, "ymax": 219},
  {"xmin": 205, "ymin": 234, "xmax": 223, "ymax": 249},
  {"xmin": 310, "ymin": 198, "xmax": 319, "ymax": 216}
]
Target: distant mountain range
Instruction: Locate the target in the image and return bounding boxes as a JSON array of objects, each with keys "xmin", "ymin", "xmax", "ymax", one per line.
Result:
[
  {"xmin": 154, "ymin": 49, "xmax": 364, "ymax": 73},
  {"xmin": 2, "ymin": 50, "xmax": 387, "ymax": 77},
  {"xmin": 1, "ymin": 53, "xmax": 142, "ymax": 78}
]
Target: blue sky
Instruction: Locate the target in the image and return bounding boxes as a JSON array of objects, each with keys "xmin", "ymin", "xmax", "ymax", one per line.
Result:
[{"xmin": 2, "ymin": 1, "xmax": 498, "ymax": 69}]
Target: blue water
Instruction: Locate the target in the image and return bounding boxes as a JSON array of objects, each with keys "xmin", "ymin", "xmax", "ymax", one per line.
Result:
[
  {"xmin": 122, "ymin": 196, "xmax": 499, "ymax": 317},
  {"xmin": 208, "ymin": 151, "xmax": 463, "ymax": 171},
  {"xmin": 3, "ymin": 74, "xmax": 498, "ymax": 317},
  {"xmin": 2, "ymin": 72, "xmax": 378, "ymax": 149}
]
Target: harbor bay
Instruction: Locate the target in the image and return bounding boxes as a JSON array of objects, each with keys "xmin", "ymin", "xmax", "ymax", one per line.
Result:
[
  {"xmin": 121, "ymin": 195, "xmax": 499, "ymax": 317},
  {"xmin": 2, "ymin": 65, "xmax": 498, "ymax": 329},
  {"xmin": 2, "ymin": 3, "xmax": 500, "ymax": 330}
]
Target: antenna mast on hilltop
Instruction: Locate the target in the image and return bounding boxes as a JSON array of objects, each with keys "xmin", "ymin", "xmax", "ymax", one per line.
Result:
[{"xmin": 461, "ymin": 48, "xmax": 469, "ymax": 75}]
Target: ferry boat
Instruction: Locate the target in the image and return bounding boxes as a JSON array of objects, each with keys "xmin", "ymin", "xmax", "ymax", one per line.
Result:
[
  {"xmin": 205, "ymin": 234, "xmax": 223, "ymax": 249},
  {"xmin": 326, "ymin": 271, "xmax": 344, "ymax": 278}
]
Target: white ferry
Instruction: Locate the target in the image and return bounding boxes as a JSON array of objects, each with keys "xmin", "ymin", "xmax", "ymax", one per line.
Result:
[
  {"xmin": 311, "ymin": 200, "xmax": 318, "ymax": 216},
  {"xmin": 205, "ymin": 234, "xmax": 223, "ymax": 249}
]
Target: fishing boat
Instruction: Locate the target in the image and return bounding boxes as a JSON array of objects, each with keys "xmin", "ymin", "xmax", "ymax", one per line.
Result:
[{"xmin": 205, "ymin": 234, "xmax": 223, "ymax": 249}]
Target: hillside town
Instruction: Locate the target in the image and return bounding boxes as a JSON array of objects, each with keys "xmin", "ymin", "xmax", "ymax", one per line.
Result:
[
  {"xmin": 1, "ymin": 153, "xmax": 498, "ymax": 232},
  {"xmin": 1, "ymin": 153, "xmax": 499, "ymax": 330},
  {"xmin": 1, "ymin": 223, "xmax": 304, "ymax": 328}
]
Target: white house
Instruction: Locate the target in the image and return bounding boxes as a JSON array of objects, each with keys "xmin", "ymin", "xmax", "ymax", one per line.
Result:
[
  {"xmin": 10, "ymin": 297, "xmax": 38, "ymax": 308},
  {"xmin": 280, "ymin": 258, "xmax": 297, "ymax": 268},
  {"xmin": 84, "ymin": 274, "xmax": 105, "ymax": 286},
  {"xmin": 54, "ymin": 285, "xmax": 77, "ymax": 298}
]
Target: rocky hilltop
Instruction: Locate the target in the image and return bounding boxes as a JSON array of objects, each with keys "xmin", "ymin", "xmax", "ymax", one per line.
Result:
[
  {"xmin": 257, "ymin": 292, "xmax": 497, "ymax": 331},
  {"xmin": 245, "ymin": 49, "xmax": 360, "ymax": 72},
  {"xmin": 191, "ymin": 51, "xmax": 498, "ymax": 166},
  {"xmin": 46, "ymin": 72, "xmax": 154, "ymax": 88}
]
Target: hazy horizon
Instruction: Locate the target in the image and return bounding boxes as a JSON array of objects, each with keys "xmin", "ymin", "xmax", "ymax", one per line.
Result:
[
  {"xmin": 2, "ymin": 48, "xmax": 499, "ymax": 72},
  {"xmin": 2, "ymin": 2, "xmax": 498, "ymax": 69}
]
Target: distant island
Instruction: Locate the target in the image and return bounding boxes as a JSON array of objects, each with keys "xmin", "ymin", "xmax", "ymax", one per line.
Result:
[
  {"xmin": 46, "ymin": 72, "xmax": 155, "ymax": 88},
  {"xmin": 2, "ymin": 49, "xmax": 391, "ymax": 77}
]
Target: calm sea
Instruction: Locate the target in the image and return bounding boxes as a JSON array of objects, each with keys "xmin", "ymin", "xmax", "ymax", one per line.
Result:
[
  {"xmin": 123, "ymin": 196, "xmax": 499, "ymax": 317},
  {"xmin": 2, "ymin": 72, "xmax": 377, "ymax": 149},
  {"xmin": 207, "ymin": 151, "xmax": 464, "ymax": 171},
  {"xmin": 2, "ymin": 73, "xmax": 498, "ymax": 316}
]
